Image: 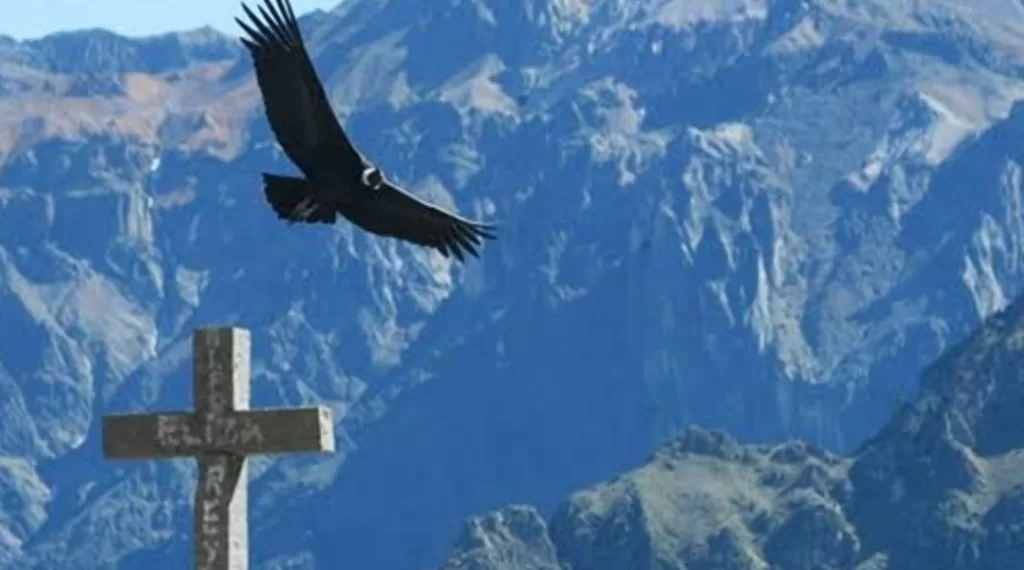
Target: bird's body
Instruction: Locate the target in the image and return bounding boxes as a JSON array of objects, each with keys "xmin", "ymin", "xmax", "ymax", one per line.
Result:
[{"xmin": 236, "ymin": 0, "xmax": 496, "ymax": 261}]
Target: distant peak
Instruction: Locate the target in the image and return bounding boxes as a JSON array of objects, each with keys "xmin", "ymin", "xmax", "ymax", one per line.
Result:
[
  {"xmin": 17, "ymin": 25, "xmax": 242, "ymax": 74},
  {"xmin": 652, "ymin": 426, "xmax": 744, "ymax": 462}
]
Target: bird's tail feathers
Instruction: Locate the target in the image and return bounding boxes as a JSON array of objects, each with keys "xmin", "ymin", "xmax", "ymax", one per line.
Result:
[{"xmin": 262, "ymin": 174, "xmax": 335, "ymax": 224}]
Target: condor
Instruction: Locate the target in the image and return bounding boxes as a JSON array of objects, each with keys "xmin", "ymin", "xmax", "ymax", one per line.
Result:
[{"xmin": 236, "ymin": 0, "xmax": 497, "ymax": 261}]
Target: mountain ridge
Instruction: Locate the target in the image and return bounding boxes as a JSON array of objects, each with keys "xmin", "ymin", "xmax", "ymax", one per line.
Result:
[{"xmin": 441, "ymin": 290, "xmax": 1024, "ymax": 569}]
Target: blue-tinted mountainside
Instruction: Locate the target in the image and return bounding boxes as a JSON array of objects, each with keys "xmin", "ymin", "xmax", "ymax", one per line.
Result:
[
  {"xmin": 442, "ymin": 290, "xmax": 1024, "ymax": 570},
  {"xmin": 2, "ymin": 0, "xmax": 1024, "ymax": 568}
]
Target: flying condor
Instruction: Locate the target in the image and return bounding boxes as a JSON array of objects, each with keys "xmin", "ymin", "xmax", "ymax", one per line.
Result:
[{"xmin": 236, "ymin": 0, "xmax": 497, "ymax": 261}]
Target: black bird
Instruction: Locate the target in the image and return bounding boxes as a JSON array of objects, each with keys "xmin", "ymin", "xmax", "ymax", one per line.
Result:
[{"xmin": 235, "ymin": 0, "xmax": 497, "ymax": 261}]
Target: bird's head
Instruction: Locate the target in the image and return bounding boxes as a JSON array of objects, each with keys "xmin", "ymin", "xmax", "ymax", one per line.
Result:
[{"xmin": 361, "ymin": 166, "xmax": 383, "ymax": 190}]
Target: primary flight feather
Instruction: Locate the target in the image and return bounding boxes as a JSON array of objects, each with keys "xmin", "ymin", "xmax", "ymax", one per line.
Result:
[{"xmin": 235, "ymin": 0, "xmax": 497, "ymax": 261}]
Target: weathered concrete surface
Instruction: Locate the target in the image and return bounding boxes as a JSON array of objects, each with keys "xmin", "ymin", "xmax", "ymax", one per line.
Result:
[{"xmin": 102, "ymin": 408, "xmax": 334, "ymax": 458}]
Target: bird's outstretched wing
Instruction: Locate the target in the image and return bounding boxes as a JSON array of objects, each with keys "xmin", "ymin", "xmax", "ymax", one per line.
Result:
[
  {"xmin": 236, "ymin": 0, "xmax": 363, "ymax": 176},
  {"xmin": 344, "ymin": 181, "xmax": 498, "ymax": 261}
]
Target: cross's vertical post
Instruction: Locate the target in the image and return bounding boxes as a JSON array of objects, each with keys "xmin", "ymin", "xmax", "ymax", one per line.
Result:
[{"xmin": 194, "ymin": 328, "xmax": 250, "ymax": 570}]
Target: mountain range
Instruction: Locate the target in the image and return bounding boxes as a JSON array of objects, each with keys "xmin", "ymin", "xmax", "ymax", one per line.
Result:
[{"xmin": 3, "ymin": 0, "xmax": 1024, "ymax": 568}]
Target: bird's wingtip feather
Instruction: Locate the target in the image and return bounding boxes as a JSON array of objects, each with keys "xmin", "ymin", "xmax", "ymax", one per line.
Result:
[{"xmin": 475, "ymin": 222, "xmax": 499, "ymax": 240}]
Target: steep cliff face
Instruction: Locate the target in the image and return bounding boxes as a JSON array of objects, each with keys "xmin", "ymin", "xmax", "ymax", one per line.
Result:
[
  {"xmin": 3, "ymin": 0, "xmax": 1024, "ymax": 568},
  {"xmin": 441, "ymin": 293, "xmax": 1024, "ymax": 569}
]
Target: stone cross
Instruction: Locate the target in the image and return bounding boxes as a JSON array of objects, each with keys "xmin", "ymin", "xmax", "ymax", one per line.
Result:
[{"xmin": 102, "ymin": 327, "xmax": 335, "ymax": 570}]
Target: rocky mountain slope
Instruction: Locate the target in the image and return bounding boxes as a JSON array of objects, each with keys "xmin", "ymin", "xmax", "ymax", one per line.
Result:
[
  {"xmin": 3, "ymin": 0, "xmax": 1024, "ymax": 568},
  {"xmin": 439, "ymin": 288, "xmax": 1024, "ymax": 570}
]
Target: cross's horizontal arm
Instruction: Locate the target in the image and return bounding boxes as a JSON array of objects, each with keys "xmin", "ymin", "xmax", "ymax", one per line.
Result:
[{"xmin": 103, "ymin": 406, "xmax": 334, "ymax": 460}]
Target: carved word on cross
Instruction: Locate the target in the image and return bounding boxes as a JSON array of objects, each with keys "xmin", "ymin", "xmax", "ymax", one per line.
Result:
[{"xmin": 102, "ymin": 327, "xmax": 334, "ymax": 570}]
